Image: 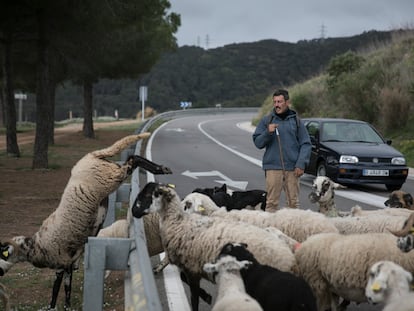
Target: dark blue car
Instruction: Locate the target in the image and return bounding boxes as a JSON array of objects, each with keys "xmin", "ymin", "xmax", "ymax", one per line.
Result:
[{"xmin": 303, "ymin": 118, "xmax": 408, "ymax": 191}]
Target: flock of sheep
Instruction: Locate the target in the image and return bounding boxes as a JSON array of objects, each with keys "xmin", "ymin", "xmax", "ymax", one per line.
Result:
[
  {"xmin": 130, "ymin": 179, "xmax": 414, "ymax": 311},
  {"xmin": 1, "ymin": 133, "xmax": 414, "ymax": 311}
]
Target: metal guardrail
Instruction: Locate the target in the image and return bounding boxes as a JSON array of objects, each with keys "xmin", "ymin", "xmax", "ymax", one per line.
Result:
[{"xmin": 82, "ymin": 107, "xmax": 259, "ymax": 310}]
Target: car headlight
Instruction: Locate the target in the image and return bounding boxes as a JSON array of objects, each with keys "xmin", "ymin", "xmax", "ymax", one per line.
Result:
[
  {"xmin": 392, "ymin": 157, "xmax": 406, "ymax": 165},
  {"xmin": 340, "ymin": 155, "xmax": 359, "ymax": 163}
]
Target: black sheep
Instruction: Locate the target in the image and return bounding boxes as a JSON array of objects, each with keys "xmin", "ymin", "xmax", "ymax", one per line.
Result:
[{"xmin": 218, "ymin": 242, "xmax": 317, "ymax": 311}]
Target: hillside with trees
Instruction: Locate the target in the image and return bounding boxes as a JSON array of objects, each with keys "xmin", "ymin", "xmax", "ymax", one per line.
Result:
[{"xmin": 16, "ymin": 29, "xmax": 400, "ymax": 122}]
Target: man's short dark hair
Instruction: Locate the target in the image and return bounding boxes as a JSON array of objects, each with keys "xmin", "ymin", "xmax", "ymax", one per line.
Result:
[{"xmin": 273, "ymin": 89, "xmax": 289, "ymax": 100}]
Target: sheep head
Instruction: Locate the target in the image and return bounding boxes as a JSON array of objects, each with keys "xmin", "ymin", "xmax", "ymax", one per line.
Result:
[
  {"xmin": 0, "ymin": 237, "xmax": 32, "ymax": 276},
  {"xmin": 366, "ymin": 260, "xmax": 412, "ymax": 304},
  {"xmin": 217, "ymin": 242, "xmax": 259, "ymax": 265},
  {"xmin": 132, "ymin": 182, "xmax": 176, "ymax": 218},
  {"xmin": 308, "ymin": 176, "xmax": 346, "ymax": 205},
  {"xmin": 389, "ymin": 213, "xmax": 414, "ymax": 252},
  {"xmin": 203, "ymin": 254, "xmax": 251, "ymax": 275}
]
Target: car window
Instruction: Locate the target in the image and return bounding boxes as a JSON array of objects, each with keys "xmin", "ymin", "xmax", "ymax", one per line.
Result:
[
  {"xmin": 306, "ymin": 121, "xmax": 319, "ymax": 137},
  {"xmin": 321, "ymin": 122, "xmax": 384, "ymax": 143}
]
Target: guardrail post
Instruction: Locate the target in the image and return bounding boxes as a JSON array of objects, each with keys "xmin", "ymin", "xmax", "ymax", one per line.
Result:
[{"xmin": 83, "ymin": 237, "xmax": 132, "ymax": 310}]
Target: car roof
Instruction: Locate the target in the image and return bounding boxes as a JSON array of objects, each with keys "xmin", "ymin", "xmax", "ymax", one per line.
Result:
[{"xmin": 302, "ymin": 117, "xmax": 367, "ymax": 124}]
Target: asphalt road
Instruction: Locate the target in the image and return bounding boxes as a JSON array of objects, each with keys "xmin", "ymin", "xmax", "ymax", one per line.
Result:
[{"xmin": 141, "ymin": 111, "xmax": 414, "ymax": 311}]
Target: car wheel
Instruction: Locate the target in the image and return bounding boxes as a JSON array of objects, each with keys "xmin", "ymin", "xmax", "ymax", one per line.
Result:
[
  {"xmin": 317, "ymin": 161, "xmax": 327, "ymax": 176},
  {"xmin": 385, "ymin": 184, "xmax": 403, "ymax": 191}
]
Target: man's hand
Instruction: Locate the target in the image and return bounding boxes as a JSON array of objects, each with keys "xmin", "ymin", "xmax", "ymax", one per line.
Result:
[
  {"xmin": 294, "ymin": 167, "xmax": 304, "ymax": 177},
  {"xmin": 268, "ymin": 123, "xmax": 278, "ymax": 133}
]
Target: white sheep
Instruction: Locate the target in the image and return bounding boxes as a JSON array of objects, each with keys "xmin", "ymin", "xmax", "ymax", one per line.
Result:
[
  {"xmin": 262, "ymin": 227, "xmax": 301, "ymax": 252},
  {"xmin": 308, "ymin": 176, "xmax": 349, "ymax": 217},
  {"xmin": 203, "ymin": 254, "xmax": 263, "ymax": 311},
  {"xmin": 294, "ymin": 231, "xmax": 414, "ymax": 311},
  {"xmin": 0, "ymin": 133, "xmax": 173, "ymax": 309},
  {"xmin": 0, "ymin": 283, "xmax": 10, "ymax": 311},
  {"xmin": 181, "ymin": 192, "xmax": 223, "ymax": 215},
  {"xmin": 181, "ymin": 194, "xmax": 338, "ymax": 242},
  {"xmin": 97, "ymin": 211, "xmax": 168, "ymax": 274},
  {"xmin": 329, "ymin": 213, "xmax": 408, "ymax": 234},
  {"xmin": 365, "ymin": 260, "xmax": 414, "ymax": 311},
  {"xmin": 132, "ymin": 182, "xmax": 298, "ymax": 311},
  {"xmin": 351, "ymin": 204, "xmax": 414, "ymax": 218}
]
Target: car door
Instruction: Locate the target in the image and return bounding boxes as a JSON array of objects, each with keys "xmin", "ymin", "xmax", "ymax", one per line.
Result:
[{"xmin": 305, "ymin": 120, "xmax": 320, "ymax": 175}]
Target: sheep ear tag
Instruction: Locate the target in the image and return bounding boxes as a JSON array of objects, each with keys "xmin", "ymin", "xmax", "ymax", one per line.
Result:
[
  {"xmin": 1, "ymin": 250, "xmax": 8, "ymax": 260},
  {"xmin": 371, "ymin": 281, "xmax": 381, "ymax": 291}
]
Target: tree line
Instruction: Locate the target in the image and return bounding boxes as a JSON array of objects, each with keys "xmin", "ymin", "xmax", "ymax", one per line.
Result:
[
  {"xmin": 0, "ymin": 0, "xmax": 180, "ymax": 168},
  {"xmin": 41, "ymin": 29, "xmax": 396, "ymax": 120}
]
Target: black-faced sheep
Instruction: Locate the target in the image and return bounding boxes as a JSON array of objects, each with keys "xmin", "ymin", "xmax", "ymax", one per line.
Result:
[
  {"xmin": 203, "ymin": 253, "xmax": 263, "ymax": 311},
  {"xmin": 294, "ymin": 231, "xmax": 414, "ymax": 311},
  {"xmin": 365, "ymin": 260, "xmax": 414, "ymax": 311},
  {"xmin": 231, "ymin": 189, "xmax": 267, "ymax": 211},
  {"xmin": 218, "ymin": 242, "xmax": 317, "ymax": 311},
  {"xmin": 192, "ymin": 184, "xmax": 232, "ymax": 209},
  {"xmin": 132, "ymin": 182, "xmax": 298, "ymax": 311},
  {"xmin": 0, "ymin": 133, "xmax": 172, "ymax": 309}
]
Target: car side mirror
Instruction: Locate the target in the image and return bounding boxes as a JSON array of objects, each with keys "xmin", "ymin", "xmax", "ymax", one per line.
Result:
[{"xmin": 386, "ymin": 139, "xmax": 392, "ymax": 145}]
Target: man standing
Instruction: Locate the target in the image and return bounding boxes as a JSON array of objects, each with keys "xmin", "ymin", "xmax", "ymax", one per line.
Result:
[{"xmin": 253, "ymin": 89, "xmax": 311, "ymax": 211}]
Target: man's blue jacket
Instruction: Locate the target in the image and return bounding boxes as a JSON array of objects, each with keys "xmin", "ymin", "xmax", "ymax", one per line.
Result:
[{"xmin": 252, "ymin": 109, "xmax": 311, "ymax": 171}]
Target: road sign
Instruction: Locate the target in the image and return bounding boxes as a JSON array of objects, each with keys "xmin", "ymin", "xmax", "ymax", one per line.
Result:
[
  {"xmin": 139, "ymin": 86, "xmax": 147, "ymax": 101},
  {"xmin": 139, "ymin": 86, "xmax": 147, "ymax": 121},
  {"xmin": 180, "ymin": 101, "xmax": 192, "ymax": 109}
]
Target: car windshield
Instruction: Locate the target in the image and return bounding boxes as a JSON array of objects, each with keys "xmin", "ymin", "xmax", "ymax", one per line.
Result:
[{"xmin": 321, "ymin": 122, "xmax": 384, "ymax": 143}]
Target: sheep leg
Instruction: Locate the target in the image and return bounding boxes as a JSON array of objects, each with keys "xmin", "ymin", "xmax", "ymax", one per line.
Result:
[
  {"xmin": 63, "ymin": 267, "xmax": 73, "ymax": 308},
  {"xmin": 180, "ymin": 272, "xmax": 212, "ymax": 306},
  {"xmin": 153, "ymin": 256, "xmax": 169, "ymax": 274},
  {"xmin": 50, "ymin": 269, "xmax": 64, "ymax": 308},
  {"xmin": 127, "ymin": 155, "xmax": 172, "ymax": 175},
  {"xmin": 0, "ymin": 283, "xmax": 10, "ymax": 311}
]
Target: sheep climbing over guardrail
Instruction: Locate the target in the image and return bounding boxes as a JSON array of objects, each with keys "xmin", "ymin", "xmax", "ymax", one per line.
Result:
[{"xmin": 0, "ymin": 133, "xmax": 172, "ymax": 309}]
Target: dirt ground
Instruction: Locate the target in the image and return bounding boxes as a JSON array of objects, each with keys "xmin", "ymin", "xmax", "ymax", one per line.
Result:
[{"xmin": 0, "ymin": 119, "xmax": 142, "ymax": 310}]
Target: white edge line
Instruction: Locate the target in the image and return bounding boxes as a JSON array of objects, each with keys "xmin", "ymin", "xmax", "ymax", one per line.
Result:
[
  {"xmin": 145, "ymin": 121, "xmax": 191, "ymax": 311},
  {"xmin": 198, "ymin": 120, "xmax": 262, "ymax": 167}
]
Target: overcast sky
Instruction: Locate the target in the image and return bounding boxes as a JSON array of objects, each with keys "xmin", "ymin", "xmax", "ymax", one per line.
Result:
[{"xmin": 168, "ymin": 0, "xmax": 414, "ymax": 49}]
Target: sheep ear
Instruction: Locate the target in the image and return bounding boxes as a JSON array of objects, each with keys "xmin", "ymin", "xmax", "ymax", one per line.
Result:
[
  {"xmin": 332, "ymin": 181, "xmax": 346, "ymax": 189},
  {"xmin": 404, "ymin": 193, "xmax": 413, "ymax": 206},
  {"xmin": 239, "ymin": 260, "xmax": 252, "ymax": 269}
]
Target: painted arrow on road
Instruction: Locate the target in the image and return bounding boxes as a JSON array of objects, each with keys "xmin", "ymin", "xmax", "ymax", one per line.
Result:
[{"xmin": 181, "ymin": 170, "xmax": 248, "ymax": 190}]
